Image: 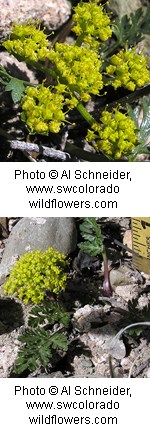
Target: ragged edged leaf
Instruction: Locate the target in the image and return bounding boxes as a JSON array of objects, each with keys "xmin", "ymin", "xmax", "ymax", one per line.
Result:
[
  {"xmin": 49, "ymin": 333, "xmax": 68, "ymax": 351},
  {"xmin": 78, "ymin": 217, "xmax": 104, "ymax": 257},
  {"xmin": 28, "ymin": 300, "xmax": 70, "ymax": 328},
  {"xmin": 15, "ymin": 328, "xmax": 52, "ymax": 373},
  {"xmin": 13, "ymin": 300, "xmax": 70, "ymax": 374}
]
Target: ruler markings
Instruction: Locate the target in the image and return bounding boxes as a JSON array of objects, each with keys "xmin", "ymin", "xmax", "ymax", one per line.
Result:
[{"xmin": 131, "ymin": 217, "xmax": 150, "ymax": 274}]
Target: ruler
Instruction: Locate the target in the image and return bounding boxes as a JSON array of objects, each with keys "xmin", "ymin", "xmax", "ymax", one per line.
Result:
[{"xmin": 131, "ymin": 218, "xmax": 150, "ymax": 274}]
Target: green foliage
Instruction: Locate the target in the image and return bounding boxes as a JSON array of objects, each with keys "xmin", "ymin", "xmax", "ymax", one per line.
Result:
[
  {"xmin": 0, "ymin": 65, "xmax": 32, "ymax": 103},
  {"xmin": 14, "ymin": 300, "xmax": 70, "ymax": 374},
  {"xmin": 28, "ymin": 300, "xmax": 70, "ymax": 328},
  {"xmin": 126, "ymin": 96, "xmax": 150, "ymax": 158},
  {"xmin": 78, "ymin": 217, "xmax": 112, "ymax": 297},
  {"xmin": 0, "ymin": 66, "xmax": 10, "ymax": 87},
  {"xmin": 3, "ymin": 247, "xmax": 68, "ymax": 304},
  {"xmin": 5, "ymin": 78, "xmax": 25, "ymax": 103},
  {"xmin": 78, "ymin": 217, "xmax": 104, "ymax": 256},
  {"xmin": 112, "ymin": 4, "xmax": 150, "ymax": 48},
  {"xmin": 1, "ymin": 0, "xmax": 150, "ymax": 160}
]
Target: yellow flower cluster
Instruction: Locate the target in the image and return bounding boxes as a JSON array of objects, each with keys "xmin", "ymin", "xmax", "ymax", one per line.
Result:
[
  {"xmin": 21, "ymin": 84, "xmax": 66, "ymax": 134},
  {"xmin": 72, "ymin": 0, "xmax": 112, "ymax": 48},
  {"xmin": 3, "ymin": 248, "xmax": 68, "ymax": 304},
  {"xmin": 106, "ymin": 50, "xmax": 150, "ymax": 91},
  {"xmin": 47, "ymin": 43, "xmax": 103, "ymax": 102},
  {"xmin": 86, "ymin": 108, "xmax": 138, "ymax": 159},
  {"xmin": 3, "ymin": 23, "xmax": 49, "ymax": 62}
]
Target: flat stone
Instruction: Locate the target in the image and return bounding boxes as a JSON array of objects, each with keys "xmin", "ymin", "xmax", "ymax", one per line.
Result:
[{"xmin": 0, "ymin": 217, "xmax": 77, "ymax": 282}]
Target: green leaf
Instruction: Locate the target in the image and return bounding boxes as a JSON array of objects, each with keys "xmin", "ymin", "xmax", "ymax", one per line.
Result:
[
  {"xmin": 14, "ymin": 300, "xmax": 70, "ymax": 374},
  {"xmin": 50, "ymin": 333, "xmax": 68, "ymax": 351},
  {"xmin": 5, "ymin": 78, "xmax": 25, "ymax": 103},
  {"xmin": 126, "ymin": 104, "xmax": 140, "ymax": 129},
  {"xmin": 112, "ymin": 5, "xmax": 150, "ymax": 49},
  {"xmin": 139, "ymin": 96, "xmax": 150, "ymax": 133},
  {"xmin": 78, "ymin": 217, "xmax": 103, "ymax": 257},
  {"xmin": 28, "ymin": 301, "xmax": 70, "ymax": 328},
  {"xmin": 126, "ymin": 326, "xmax": 142, "ymax": 337},
  {"xmin": 127, "ymin": 97, "xmax": 150, "ymax": 157}
]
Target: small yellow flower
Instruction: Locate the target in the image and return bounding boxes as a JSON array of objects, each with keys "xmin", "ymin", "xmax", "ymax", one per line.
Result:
[
  {"xmin": 72, "ymin": 0, "xmax": 112, "ymax": 47},
  {"xmin": 3, "ymin": 248, "xmax": 68, "ymax": 304},
  {"xmin": 3, "ymin": 23, "xmax": 49, "ymax": 62},
  {"xmin": 106, "ymin": 49, "xmax": 150, "ymax": 91},
  {"xmin": 21, "ymin": 83, "xmax": 66, "ymax": 134},
  {"xmin": 47, "ymin": 43, "xmax": 103, "ymax": 101},
  {"xmin": 86, "ymin": 108, "xmax": 138, "ymax": 159}
]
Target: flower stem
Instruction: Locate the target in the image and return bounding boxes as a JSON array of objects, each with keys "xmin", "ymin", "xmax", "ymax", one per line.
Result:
[
  {"xmin": 100, "ymin": 41, "xmax": 120, "ymax": 59},
  {"xmin": 103, "ymin": 249, "xmax": 112, "ymax": 297},
  {"xmin": 76, "ymin": 102, "xmax": 96, "ymax": 125},
  {"xmin": 8, "ymin": 54, "xmax": 97, "ymax": 127}
]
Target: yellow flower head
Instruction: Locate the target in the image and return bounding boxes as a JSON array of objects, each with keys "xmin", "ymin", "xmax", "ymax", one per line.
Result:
[
  {"xmin": 3, "ymin": 23, "xmax": 49, "ymax": 62},
  {"xmin": 21, "ymin": 83, "xmax": 66, "ymax": 134},
  {"xmin": 106, "ymin": 49, "xmax": 150, "ymax": 91},
  {"xmin": 86, "ymin": 108, "xmax": 138, "ymax": 159},
  {"xmin": 3, "ymin": 248, "xmax": 68, "ymax": 304},
  {"xmin": 47, "ymin": 43, "xmax": 103, "ymax": 101},
  {"xmin": 72, "ymin": 0, "xmax": 112, "ymax": 47}
]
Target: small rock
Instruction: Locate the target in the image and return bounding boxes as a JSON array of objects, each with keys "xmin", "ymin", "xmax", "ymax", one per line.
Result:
[
  {"xmin": 141, "ymin": 272, "xmax": 150, "ymax": 281},
  {"xmin": 72, "ymin": 304, "xmax": 106, "ymax": 332},
  {"xmin": 0, "ymin": 217, "xmax": 77, "ymax": 282},
  {"xmin": 36, "ymin": 371, "xmax": 65, "ymax": 378},
  {"xmin": 110, "ymin": 264, "xmax": 142, "ymax": 287},
  {"xmin": 138, "ymin": 294, "xmax": 150, "ymax": 310},
  {"xmin": 146, "ymin": 368, "xmax": 150, "ymax": 378},
  {"xmin": 109, "ymin": 265, "xmax": 132, "ymax": 286},
  {"xmin": 72, "ymin": 355, "xmax": 93, "ymax": 377},
  {"xmin": 115, "ymin": 284, "xmax": 139, "ymax": 301},
  {"xmin": 0, "ymin": 52, "xmax": 38, "ymax": 85},
  {"xmin": 0, "ymin": 0, "xmax": 71, "ymax": 38},
  {"xmin": 108, "ymin": 334, "xmax": 126, "ymax": 359},
  {"xmin": 0, "ymin": 329, "xmax": 21, "ymax": 377}
]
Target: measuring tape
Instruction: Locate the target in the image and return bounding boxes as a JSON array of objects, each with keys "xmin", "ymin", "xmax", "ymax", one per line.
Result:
[{"xmin": 131, "ymin": 218, "xmax": 150, "ymax": 274}]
